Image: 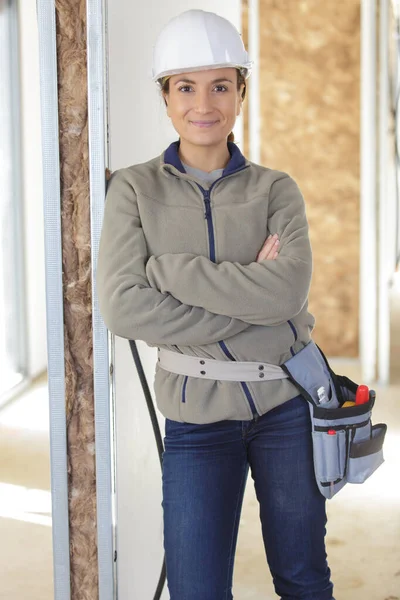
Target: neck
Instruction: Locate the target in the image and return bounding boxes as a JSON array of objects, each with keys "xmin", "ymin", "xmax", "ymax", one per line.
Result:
[{"xmin": 178, "ymin": 138, "xmax": 231, "ymax": 172}]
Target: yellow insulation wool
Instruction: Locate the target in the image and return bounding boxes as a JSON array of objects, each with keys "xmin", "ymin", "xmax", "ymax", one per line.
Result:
[{"xmin": 56, "ymin": 0, "xmax": 98, "ymax": 597}]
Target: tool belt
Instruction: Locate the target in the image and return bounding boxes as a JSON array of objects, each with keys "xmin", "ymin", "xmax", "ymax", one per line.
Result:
[
  {"xmin": 281, "ymin": 340, "xmax": 387, "ymax": 499},
  {"xmin": 158, "ymin": 342, "xmax": 387, "ymax": 500}
]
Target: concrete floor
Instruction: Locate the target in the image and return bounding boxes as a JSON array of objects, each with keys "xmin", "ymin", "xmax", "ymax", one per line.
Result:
[
  {"xmin": 0, "ymin": 289, "xmax": 399, "ymax": 599},
  {"xmin": 0, "ymin": 374, "xmax": 53, "ymax": 600}
]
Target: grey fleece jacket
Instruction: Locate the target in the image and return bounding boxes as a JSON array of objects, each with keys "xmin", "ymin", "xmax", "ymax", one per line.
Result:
[{"xmin": 96, "ymin": 140, "xmax": 316, "ymax": 423}]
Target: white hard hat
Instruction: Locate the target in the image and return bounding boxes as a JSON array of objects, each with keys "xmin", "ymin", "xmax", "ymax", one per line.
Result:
[{"xmin": 151, "ymin": 9, "xmax": 253, "ymax": 83}]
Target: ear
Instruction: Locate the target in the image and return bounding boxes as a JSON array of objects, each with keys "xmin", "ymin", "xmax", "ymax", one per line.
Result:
[
  {"xmin": 237, "ymin": 85, "xmax": 245, "ymax": 116},
  {"xmin": 162, "ymin": 93, "xmax": 170, "ymax": 116}
]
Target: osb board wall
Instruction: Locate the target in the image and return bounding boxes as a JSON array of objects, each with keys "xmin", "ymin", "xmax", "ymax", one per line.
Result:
[
  {"xmin": 56, "ymin": 0, "xmax": 98, "ymax": 597},
  {"xmin": 259, "ymin": 0, "xmax": 361, "ymax": 356}
]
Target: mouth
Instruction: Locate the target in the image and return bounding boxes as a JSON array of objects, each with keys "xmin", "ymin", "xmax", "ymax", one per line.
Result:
[{"xmin": 190, "ymin": 120, "xmax": 219, "ymax": 128}]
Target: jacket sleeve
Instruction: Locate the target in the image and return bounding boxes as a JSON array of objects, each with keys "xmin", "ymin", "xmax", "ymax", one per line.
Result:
[
  {"xmin": 96, "ymin": 169, "xmax": 251, "ymax": 345},
  {"xmin": 145, "ymin": 174, "xmax": 313, "ymax": 326}
]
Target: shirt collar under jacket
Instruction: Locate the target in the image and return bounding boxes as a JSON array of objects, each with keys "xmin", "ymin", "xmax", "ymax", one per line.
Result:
[{"xmin": 160, "ymin": 140, "xmax": 250, "ymax": 180}]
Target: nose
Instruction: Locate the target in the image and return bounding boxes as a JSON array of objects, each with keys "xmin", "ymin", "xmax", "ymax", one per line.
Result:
[{"xmin": 194, "ymin": 89, "xmax": 213, "ymax": 114}]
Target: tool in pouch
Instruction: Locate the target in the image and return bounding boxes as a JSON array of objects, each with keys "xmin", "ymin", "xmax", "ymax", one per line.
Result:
[{"xmin": 281, "ymin": 340, "xmax": 388, "ymax": 499}]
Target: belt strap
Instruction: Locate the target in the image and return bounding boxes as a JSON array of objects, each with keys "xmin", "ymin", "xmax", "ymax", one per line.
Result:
[{"xmin": 157, "ymin": 348, "xmax": 289, "ymax": 382}]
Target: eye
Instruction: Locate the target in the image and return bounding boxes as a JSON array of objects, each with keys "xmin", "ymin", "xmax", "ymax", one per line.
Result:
[
  {"xmin": 178, "ymin": 85, "xmax": 193, "ymax": 92},
  {"xmin": 214, "ymin": 85, "xmax": 228, "ymax": 92}
]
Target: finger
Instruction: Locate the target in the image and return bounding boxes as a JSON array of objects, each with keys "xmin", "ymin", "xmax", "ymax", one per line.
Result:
[
  {"xmin": 264, "ymin": 234, "xmax": 279, "ymax": 250},
  {"xmin": 257, "ymin": 248, "xmax": 278, "ymax": 262},
  {"xmin": 259, "ymin": 234, "xmax": 273, "ymax": 253},
  {"xmin": 257, "ymin": 250, "xmax": 277, "ymax": 262},
  {"xmin": 258, "ymin": 235, "xmax": 275, "ymax": 259},
  {"xmin": 259, "ymin": 237, "xmax": 280, "ymax": 261}
]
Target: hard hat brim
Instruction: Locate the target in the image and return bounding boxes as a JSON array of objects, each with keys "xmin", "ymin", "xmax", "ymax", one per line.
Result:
[{"xmin": 153, "ymin": 61, "xmax": 253, "ymax": 84}]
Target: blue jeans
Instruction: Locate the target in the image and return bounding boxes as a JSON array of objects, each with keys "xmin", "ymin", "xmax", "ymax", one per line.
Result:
[{"xmin": 161, "ymin": 394, "xmax": 335, "ymax": 600}]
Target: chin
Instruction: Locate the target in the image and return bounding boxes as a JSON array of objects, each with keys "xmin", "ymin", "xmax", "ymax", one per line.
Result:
[{"xmin": 184, "ymin": 131, "xmax": 228, "ymax": 147}]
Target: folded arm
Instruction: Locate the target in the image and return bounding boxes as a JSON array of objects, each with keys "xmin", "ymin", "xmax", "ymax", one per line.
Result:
[
  {"xmin": 96, "ymin": 169, "xmax": 251, "ymax": 346},
  {"xmin": 145, "ymin": 175, "xmax": 313, "ymax": 326}
]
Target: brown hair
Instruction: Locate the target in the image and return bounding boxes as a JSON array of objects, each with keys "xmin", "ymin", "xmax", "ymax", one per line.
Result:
[{"xmin": 160, "ymin": 69, "xmax": 247, "ymax": 144}]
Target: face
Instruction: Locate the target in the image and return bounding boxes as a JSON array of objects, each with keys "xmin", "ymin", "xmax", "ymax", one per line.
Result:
[{"xmin": 163, "ymin": 68, "xmax": 244, "ymax": 148}]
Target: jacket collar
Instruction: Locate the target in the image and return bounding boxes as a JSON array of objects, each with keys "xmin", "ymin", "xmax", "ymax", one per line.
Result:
[{"xmin": 161, "ymin": 140, "xmax": 248, "ymax": 177}]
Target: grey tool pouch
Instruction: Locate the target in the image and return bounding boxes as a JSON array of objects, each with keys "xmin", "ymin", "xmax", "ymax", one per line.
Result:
[{"xmin": 281, "ymin": 340, "xmax": 387, "ymax": 499}]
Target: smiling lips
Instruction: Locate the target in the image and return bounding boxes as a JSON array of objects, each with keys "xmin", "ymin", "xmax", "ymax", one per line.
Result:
[{"xmin": 190, "ymin": 120, "xmax": 219, "ymax": 128}]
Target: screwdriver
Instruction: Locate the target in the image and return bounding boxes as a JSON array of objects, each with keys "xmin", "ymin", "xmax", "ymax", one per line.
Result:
[{"xmin": 342, "ymin": 385, "xmax": 369, "ymax": 408}]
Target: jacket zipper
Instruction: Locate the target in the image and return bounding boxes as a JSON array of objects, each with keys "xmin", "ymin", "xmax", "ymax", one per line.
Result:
[
  {"xmin": 190, "ymin": 174, "xmax": 259, "ymax": 419},
  {"xmin": 172, "ymin": 345, "xmax": 189, "ymax": 404},
  {"xmin": 287, "ymin": 319, "xmax": 298, "ymax": 357},
  {"xmin": 182, "ymin": 376, "xmax": 188, "ymax": 403}
]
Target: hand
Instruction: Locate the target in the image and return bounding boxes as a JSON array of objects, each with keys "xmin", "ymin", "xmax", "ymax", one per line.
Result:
[{"xmin": 256, "ymin": 233, "xmax": 280, "ymax": 262}]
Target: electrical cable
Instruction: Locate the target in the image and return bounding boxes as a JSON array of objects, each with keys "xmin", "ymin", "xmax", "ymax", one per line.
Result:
[{"xmin": 128, "ymin": 339, "xmax": 167, "ymax": 600}]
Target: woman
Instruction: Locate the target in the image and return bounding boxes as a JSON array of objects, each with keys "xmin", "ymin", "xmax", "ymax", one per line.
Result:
[{"xmin": 97, "ymin": 9, "xmax": 335, "ymax": 600}]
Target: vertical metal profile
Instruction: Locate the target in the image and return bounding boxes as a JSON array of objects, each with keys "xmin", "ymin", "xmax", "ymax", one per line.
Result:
[
  {"xmin": 360, "ymin": 0, "xmax": 378, "ymax": 382},
  {"xmin": 36, "ymin": 1, "xmax": 71, "ymax": 599},
  {"xmin": 86, "ymin": 0, "xmax": 115, "ymax": 598},
  {"xmin": 378, "ymin": 0, "xmax": 391, "ymax": 384},
  {"xmin": 248, "ymin": 0, "xmax": 261, "ymax": 163},
  {"xmin": 6, "ymin": 0, "xmax": 28, "ymax": 387}
]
